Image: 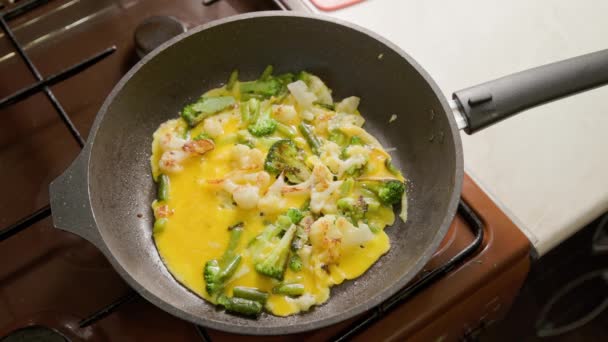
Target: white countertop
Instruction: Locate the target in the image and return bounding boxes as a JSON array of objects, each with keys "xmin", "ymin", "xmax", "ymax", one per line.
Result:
[{"xmin": 298, "ymin": 0, "xmax": 608, "ymax": 256}]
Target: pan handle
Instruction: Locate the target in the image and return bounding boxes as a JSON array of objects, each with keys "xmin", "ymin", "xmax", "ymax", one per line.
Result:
[
  {"xmin": 49, "ymin": 146, "xmax": 104, "ymax": 249},
  {"xmin": 452, "ymin": 49, "xmax": 608, "ymax": 134}
]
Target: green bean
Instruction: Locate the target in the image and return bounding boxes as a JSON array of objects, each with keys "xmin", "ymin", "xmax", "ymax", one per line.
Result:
[
  {"xmin": 272, "ymin": 283, "xmax": 304, "ymax": 297},
  {"xmin": 219, "ymin": 255, "xmax": 241, "ymax": 281},
  {"xmin": 276, "ymin": 122, "xmax": 296, "ymax": 138},
  {"xmin": 259, "ymin": 65, "xmax": 274, "ymax": 80},
  {"xmin": 218, "ymin": 295, "xmax": 263, "ymax": 317},
  {"xmin": 153, "ymin": 218, "xmax": 168, "ymax": 234},
  {"xmin": 226, "ymin": 70, "xmax": 238, "ymax": 91},
  {"xmin": 232, "ymin": 286, "xmax": 269, "ymax": 304},
  {"xmin": 298, "ymin": 123, "xmax": 322, "ymax": 155},
  {"xmin": 157, "ymin": 174, "xmax": 170, "ymax": 201}
]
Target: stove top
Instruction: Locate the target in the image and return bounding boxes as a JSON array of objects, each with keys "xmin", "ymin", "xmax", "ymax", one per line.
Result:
[{"xmin": 0, "ymin": 1, "xmax": 530, "ymax": 341}]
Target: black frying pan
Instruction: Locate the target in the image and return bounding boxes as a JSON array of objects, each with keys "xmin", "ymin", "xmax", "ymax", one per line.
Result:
[{"xmin": 48, "ymin": 12, "xmax": 608, "ymax": 335}]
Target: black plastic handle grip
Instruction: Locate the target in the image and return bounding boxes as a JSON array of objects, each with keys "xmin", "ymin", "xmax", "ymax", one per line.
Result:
[{"xmin": 453, "ymin": 49, "xmax": 608, "ymax": 134}]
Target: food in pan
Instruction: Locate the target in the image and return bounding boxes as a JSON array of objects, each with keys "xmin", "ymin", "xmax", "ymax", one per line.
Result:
[{"xmin": 150, "ymin": 67, "xmax": 407, "ymax": 317}]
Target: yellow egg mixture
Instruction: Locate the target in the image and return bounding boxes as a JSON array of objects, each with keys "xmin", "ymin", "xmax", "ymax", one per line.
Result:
[{"xmin": 150, "ymin": 70, "xmax": 406, "ymax": 316}]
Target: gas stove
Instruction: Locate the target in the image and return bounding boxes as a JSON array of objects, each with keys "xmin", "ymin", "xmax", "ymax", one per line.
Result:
[{"xmin": 0, "ymin": 1, "xmax": 530, "ymax": 341}]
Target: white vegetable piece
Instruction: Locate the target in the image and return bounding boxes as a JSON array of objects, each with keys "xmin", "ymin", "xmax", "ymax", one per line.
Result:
[
  {"xmin": 335, "ymin": 96, "xmax": 360, "ymax": 114},
  {"xmin": 272, "ymin": 104, "xmax": 298, "ymax": 125},
  {"xmin": 287, "ymin": 80, "xmax": 317, "ymax": 108},
  {"xmin": 307, "ymin": 74, "xmax": 333, "ymax": 105}
]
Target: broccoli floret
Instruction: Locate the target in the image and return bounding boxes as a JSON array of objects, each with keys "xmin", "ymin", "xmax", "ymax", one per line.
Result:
[
  {"xmin": 264, "ymin": 139, "xmax": 311, "ymax": 183},
  {"xmin": 288, "ymin": 254, "xmax": 303, "ymax": 272},
  {"xmin": 337, "ymin": 196, "xmax": 368, "ymax": 224},
  {"xmin": 181, "ymin": 96, "xmax": 236, "ymax": 127},
  {"xmin": 248, "ymin": 108, "xmax": 277, "ymax": 137},
  {"xmin": 250, "ymin": 221, "xmax": 297, "ymax": 280},
  {"xmin": 240, "ymin": 79, "xmax": 281, "ymax": 97},
  {"xmin": 361, "ymin": 179, "xmax": 406, "ymax": 206},
  {"xmin": 203, "ymin": 223, "xmax": 244, "ymax": 297},
  {"xmin": 286, "ymin": 208, "xmax": 304, "ymax": 224}
]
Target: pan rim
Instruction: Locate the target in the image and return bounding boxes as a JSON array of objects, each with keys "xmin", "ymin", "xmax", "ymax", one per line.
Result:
[{"xmin": 86, "ymin": 11, "xmax": 464, "ymax": 335}]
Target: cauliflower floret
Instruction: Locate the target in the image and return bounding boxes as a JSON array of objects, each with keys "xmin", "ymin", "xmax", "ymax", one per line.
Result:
[
  {"xmin": 203, "ymin": 116, "xmax": 224, "ymax": 137},
  {"xmin": 287, "ymin": 80, "xmax": 317, "ymax": 108},
  {"xmin": 232, "ymin": 185, "xmax": 260, "ymax": 210},
  {"xmin": 319, "ymin": 141, "xmax": 342, "ymax": 174},
  {"xmin": 339, "ymin": 219, "xmax": 375, "ymax": 250},
  {"xmin": 272, "ymin": 104, "xmax": 298, "ymax": 125},
  {"xmin": 335, "ymin": 96, "xmax": 360, "ymax": 114},
  {"xmin": 309, "ymin": 215, "xmax": 343, "ymax": 265},
  {"xmin": 231, "ymin": 144, "xmax": 264, "ymax": 171},
  {"xmin": 328, "ymin": 113, "xmax": 365, "ymax": 132},
  {"xmin": 158, "ymin": 149, "xmax": 188, "ymax": 173},
  {"xmin": 258, "ymin": 176, "xmax": 288, "ymax": 213},
  {"xmin": 310, "ymin": 179, "xmax": 343, "ymax": 215},
  {"xmin": 287, "ymin": 294, "xmax": 317, "ymax": 312},
  {"xmin": 339, "ymin": 145, "xmax": 371, "ymax": 177}
]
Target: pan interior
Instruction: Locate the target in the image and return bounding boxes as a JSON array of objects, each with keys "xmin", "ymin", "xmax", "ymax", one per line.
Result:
[{"xmin": 88, "ymin": 13, "xmax": 461, "ymax": 333}]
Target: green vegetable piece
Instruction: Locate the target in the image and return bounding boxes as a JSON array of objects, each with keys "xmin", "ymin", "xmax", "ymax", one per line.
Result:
[
  {"xmin": 153, "ymin": 218, "xmax": 168, "ymax": 234},
  {"xmin": 300, "ymin": 198, "xmax": 311, "ymax": 211},
  {"xmin": 204, "ymin": 224, "xmax": 244, "ymax": 297},
  {"xmin": 385, "ymin": 158, "xmax": 401, "ymax": 176},
  {"xmin": 218, "ymin": 295, "xmax": 263, "ymax": 317},
  {"xmin": 276, "ymin": 215, "xmax": 293, "ymax": 230},
  {"xmin": 240, "ymin": 101, "xmax": 250, "ymax": 124},
  {"xmin": 288, "ymin": 254, "xmax": 303, "ymax": 272},
  {"xmin": 264, "ymin": 139, "xmax": 311, "ymax": 183},
  {"xmin": 193, "ymin": 132, "xmax": 212, "ymax": 141},
  {"xmin": 181, "ymin": 96, "xmax": 236, "ymax": 127},
  {"xmin": 361, "ymin": 179, "xmax": 406, "ymax": 206},
  {"xmin": 157, "ymin": 174, "xmax": 170, "ymax": 201},
  {"xmin": 329, "ymin": 130, "xmax": 348, "ymax": 146},
  {"xmin": 340, "ymin": 177, "xmax": 355, "ymax": 196},
  {"xmin": 259, "ymin": 65, "xmax": 274, "ymax": 80},
  {"xmin": 252, "ymin": 225, "xmax": 297, "ymax": 280},
  {"xmin": 232, "ymin": 286, "xmax": 269, "ymax": 304},
  {"xmin": 227, "ymin": 70, "xmax": 238, "ymax": 91},
  {"xmin": 248, "ymin": 108, "xmax": 277, "ymax": 137},
  {"xmin": 286, "ymin": 208, "xmax": 304, "ymax": 224},
  {"xmin": 276, "ymin": 122, "xmax": 296, "ymax": 138},
  {"xmin": 298, "ymin": 123, "xmax": 322, "ymax": 155},
  {"xmin": 350, "ymin": 136, "xmax": 364, "ymax": 145},
  {"xmin": 272, "ymin": 283, "xmax": 304, "ymax": 297},
  {"xmin": 291, "ymin": 225, "xmax": 309, "ymax": 251},
  {"xmin": 337, "ymin": 197, "xmax": 367, "ymax": 224},
  {"xmin": 240, "ymin": 79, "xmax": 281, "ymax": 97}
]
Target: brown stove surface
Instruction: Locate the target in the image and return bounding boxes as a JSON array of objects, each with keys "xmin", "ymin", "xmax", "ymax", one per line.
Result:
[{"xmin": 0, "ymin": 1, "xmax": 530, "ymax": 341}]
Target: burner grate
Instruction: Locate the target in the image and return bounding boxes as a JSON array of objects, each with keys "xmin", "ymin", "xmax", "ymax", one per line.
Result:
[{"xmin": 0, "ymin": 1, "xmax": 485, "ymax": 340}]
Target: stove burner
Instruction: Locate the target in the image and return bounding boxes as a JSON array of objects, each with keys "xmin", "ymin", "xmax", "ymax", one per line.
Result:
[
  {"xmin": 1, "ymin": 326, "xmax": 68, "ymax": 342},
  {"xmin": 134, "ymin": 16, "xmax": 187, "ymax": 58}
]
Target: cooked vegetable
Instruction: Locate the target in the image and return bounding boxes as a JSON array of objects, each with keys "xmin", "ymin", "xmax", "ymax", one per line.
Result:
[
  {"xmin": 218, "ymin": 295, "xmax": 263, "ymax": 316},
  {"xmin": 337, "ymin": 197, "xmax": 367, "ymax": 224},
  {"xmin": 273, "ymin": 283, "xmax": 305, "ymax": 297},
  {"xmin": 232, "ymin": 286, "xmax": 269, "ymax": 304},
  {"xmin": 264, "ymin": 139, "xmax": 310, "ymax": 183},
  {"xmin": 248, "ymin": 108, "xmax": 277, "ymax": 137},
  {"xmin": 226, "ymin": 70, "xmax": 238, "ymax": 91},
  {"xmin": 250, "ymin": 222, "xmax": 297, "ymax": 280},
  {"xmin": 157, "ymin": 174, "xmax": 170, "ymax": 201},
  {"xmin": 204, "ymin": 224, "xmax": 244, "ymax": 297},
  {"xmin": 298, "ymin": 123, "xmax": 322, "ymax": 155},
  {"xmin": 286, "ymin": 208, "xmax": 304, "ymax": 224},
  {"xmin": 181, "ymin": 96, "xmax": 236, "ymax": 127},
  {"xmin": 150, "ymin": 67, "xmax": 408, "ymax": 318},
  {"xmin": 288, "ymin": 254, "xmax": 303, "ymax": 272},
  {"xmin": 153, "ymin": 218, "xmax": 168, "ymax": 234},
  {"xmin": 360, "ymin": 179, "xmax": 406, "ymax": 206}
]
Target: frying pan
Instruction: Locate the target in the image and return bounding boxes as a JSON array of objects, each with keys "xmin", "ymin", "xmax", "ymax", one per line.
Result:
[{"xmin": 48, "ymin": 12, "xmax": 608, "ymax": 335}]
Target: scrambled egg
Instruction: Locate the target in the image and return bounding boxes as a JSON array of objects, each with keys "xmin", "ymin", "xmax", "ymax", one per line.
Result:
[{"xmin": 150, "ymin": 70, "xmax": 405, "ymax": 316}]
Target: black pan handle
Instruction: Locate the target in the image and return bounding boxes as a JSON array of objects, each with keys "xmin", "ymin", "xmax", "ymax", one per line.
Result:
[
  {"xmin": 453, "ymin": 49, "xmax": 608, "ymax": 134},
  {"xmin": 49, "ymin": 146, "xmax": 105, "ymax": 249}
]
